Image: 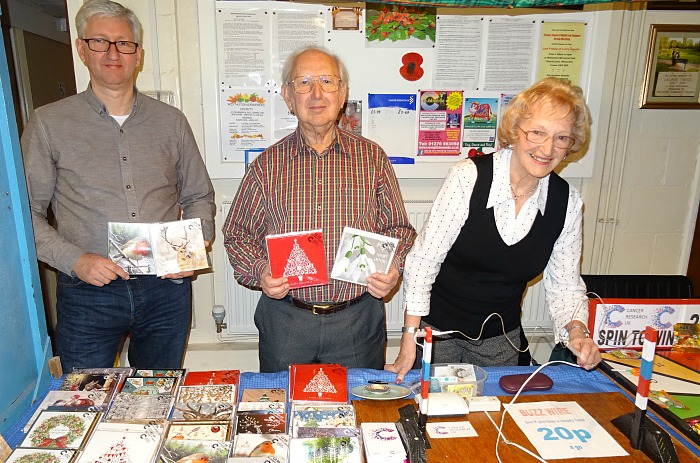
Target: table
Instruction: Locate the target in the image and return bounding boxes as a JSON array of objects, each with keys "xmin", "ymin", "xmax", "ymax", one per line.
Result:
[
  {"xmin": 353, "ymin": 392, "xmax": 700, "ymax": 462},
  {"xmin": 4, "ymin": 365, "xmax": 699, "ymax": 461}
]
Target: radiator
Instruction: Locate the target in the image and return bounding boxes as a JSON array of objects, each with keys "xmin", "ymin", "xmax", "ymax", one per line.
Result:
[{"xmin": 218, "ymin": 200, "xmax": 550, "ymax": 338}]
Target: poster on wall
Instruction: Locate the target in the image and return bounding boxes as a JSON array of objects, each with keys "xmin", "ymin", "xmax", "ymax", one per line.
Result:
[
  {"xmin": 483, "ymin": 18, "xmax": 536, "ymax": 92},
  {"xmin": 462, "ymin": 96, "xmax": 498, "ymax": 157},
  {"xmin": 537, "ymin": 22, "xmax": 585, "ymax": 85},
  {"xmin": 216, "ymin": 8, "xmax": 271, "ymax": 87},
  {"xmin": 365, "ymin": 3, "xmax": 436, "ymax": 48},
  {"xmin": 220, "ymin": 87, "xmax": 272, "ymax": 162},
  {"xmin": 271, "ymin": 8, "xmax": 325, "ymax": 81},
  {"xmin": 272, "ymin": 90, "xmax": 297, "ymax": 142},
  {"xmin": 338, "ymin": 100, "xmax": 362, "ymax": 135},
  {"xmin": 417, "ymin": 90, "xmax": 463, "ymax": 157},
  {"xmin": 433, "ymin": 16, "xmax": 482, "ymax": 90},
  {"xmin": 367, "ymin": 94, "xmax": 417, "ymax": 163}
]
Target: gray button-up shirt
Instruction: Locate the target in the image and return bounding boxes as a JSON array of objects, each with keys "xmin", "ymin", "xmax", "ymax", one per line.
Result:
[{"xmin": 22, "ymin": 86, "xmax": 215, "ymax": 276}]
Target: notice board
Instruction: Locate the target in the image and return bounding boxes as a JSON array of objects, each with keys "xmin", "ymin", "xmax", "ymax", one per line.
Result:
[{"xmin": 198, "ymin": 1, "xmax": 614, "ymax": 179}]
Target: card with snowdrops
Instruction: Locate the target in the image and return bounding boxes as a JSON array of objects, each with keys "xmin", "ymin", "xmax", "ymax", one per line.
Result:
[{"xmin": 330, "ymin": 227, "xmax": 398, "ymax": 286}]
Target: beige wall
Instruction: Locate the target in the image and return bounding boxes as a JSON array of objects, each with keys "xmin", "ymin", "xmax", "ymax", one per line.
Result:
[{"xmin": 65, "ymin": 1, "xmax": 700, "ymax": 370}]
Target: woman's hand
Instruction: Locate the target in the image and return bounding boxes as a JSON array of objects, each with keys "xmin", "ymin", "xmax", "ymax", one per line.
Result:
[
  {"xmin": 385, "ymin": 334, "xmax": 418, "ymax": 383},
  {"xmin": 568, "ymin": 334, "xmax": 602, "ymax": 370}
]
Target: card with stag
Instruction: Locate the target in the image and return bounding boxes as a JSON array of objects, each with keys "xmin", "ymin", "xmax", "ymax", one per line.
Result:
[{"xmin": 108, "ymin": 218, "xmax": 209, "ymax": 276}]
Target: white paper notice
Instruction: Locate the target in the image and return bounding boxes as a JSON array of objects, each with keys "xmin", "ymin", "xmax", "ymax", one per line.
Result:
[
  {"xmin": 367, "ymin": 94, "xmax": 417, "ymax": 160},
  {"xmin": 426, "ymin": 421, "xmax": 478, "ymax": 438},
  {"xmin": 220, "ymin": 87, "xmax": 272, "ymax": 162},
  {"xmin": 272, "ymin": 10, "xmax": 325, "ymax": 81},
  {"xmin": 433, "ymin": 16, "xmax": 482, "ymax": 90},
  {"xmin": 483, "ymin": 18, "xmax": 536, "ymax": 92},
  {"xmin": 506, "ymin": 401, "xmax": 628, "ymax": 459},
  {"xmin": 216, "ymin": 8, "xmax": 270, "ymax": 86}
]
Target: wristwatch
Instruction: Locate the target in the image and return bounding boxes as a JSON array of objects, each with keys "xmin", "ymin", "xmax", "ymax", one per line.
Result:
[{"xmin": 401, "ymin": 326, "xmax": 419, "ymax": 334}]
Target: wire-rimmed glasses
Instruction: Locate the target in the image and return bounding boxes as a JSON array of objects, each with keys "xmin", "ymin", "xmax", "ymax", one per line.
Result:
[
  {"xmin": 289, "ymin": 75, "xmax": 341, "ymax": 94},
  {"xmin": 519, "ymin": 127, "xmax": 575, "ymax": 149}
]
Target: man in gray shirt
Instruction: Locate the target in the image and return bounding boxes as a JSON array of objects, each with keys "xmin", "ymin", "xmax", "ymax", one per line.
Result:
[{"xmin": 22, "ymin": 0, "xmax": 214, "ymax": 372}]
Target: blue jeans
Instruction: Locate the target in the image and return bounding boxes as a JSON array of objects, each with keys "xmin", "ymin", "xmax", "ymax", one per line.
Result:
[{"xmin": 55, "ymin": 273, "xmax": 191, "ymax": 371}]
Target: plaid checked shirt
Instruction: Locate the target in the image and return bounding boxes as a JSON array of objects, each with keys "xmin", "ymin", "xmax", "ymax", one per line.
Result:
[{"xmin": 223, "ymin": 127, "xmax": 416, "ymax": 302}]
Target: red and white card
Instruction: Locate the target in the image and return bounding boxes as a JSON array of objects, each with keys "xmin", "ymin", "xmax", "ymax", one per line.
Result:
[
  {"xmin": 266, "ymin": 230, "xmax": 328, "ymax": 289},
  {"xmin": 288, "ymin": 363, "xmax": 348, "ymax": 404}
]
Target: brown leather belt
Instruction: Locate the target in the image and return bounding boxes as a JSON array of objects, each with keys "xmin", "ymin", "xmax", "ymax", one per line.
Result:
[{"xmin": 285, "ymin": 293, "xmax": 369, "ymax": 315}]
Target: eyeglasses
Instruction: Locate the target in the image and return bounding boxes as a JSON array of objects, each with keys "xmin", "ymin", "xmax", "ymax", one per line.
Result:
[
  {"xmin": 289, "ymin": 75, "xmax": 341, "ymax": 94},
  {"xmin": 519, "ymin": 127, "xmax": 575, "ymax": 149},
  {"xmin": 81, "ymin": 38, "xmax": 139, "ymax": 54}
]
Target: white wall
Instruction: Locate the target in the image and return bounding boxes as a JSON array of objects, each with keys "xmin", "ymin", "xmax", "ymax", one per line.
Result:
[{"xmin": 66, "ymin": 1, "xmax": 700, "ymax": 371}]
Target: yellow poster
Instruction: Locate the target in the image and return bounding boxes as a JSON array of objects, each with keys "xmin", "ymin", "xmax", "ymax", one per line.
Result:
[{"xmin": 537, "ymin": 22, "xmax": 585, "ymax": 85}]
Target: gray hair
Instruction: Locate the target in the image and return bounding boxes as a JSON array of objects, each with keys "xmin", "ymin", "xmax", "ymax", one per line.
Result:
[
  {"xmin": 281, "ymin": 45, "xmax": 349, "ymax": 89},
  {"xmin": 75, "ymin": 0, "xmax": 142, "ymax": 44}
]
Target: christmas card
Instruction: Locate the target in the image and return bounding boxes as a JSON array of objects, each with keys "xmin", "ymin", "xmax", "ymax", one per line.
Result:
[
  {"xmin": 265, "ymin": 230, "xmax": 328, "ymax": 289},
  {"xmin": 330, "ymin": 227, "xmax": 399, "ymax": 286},
  {"xmin": 75, "ymin": 421, "xmax": 164, "ymax": 463},
  {"xmin": 23, "ymin": 390, "xmax": 108, "ymax": 432},
  {"xmin": 171, "ymin": 402, "xmax": 235, "ymax": 421},
  {"xmin": 108, "ymin": 218, "xmax": 209, "ymax": 276},
  {"xmin": 21, "ymin": 411, "xmax": 100, "ymax": 450},
  {"xmin": 237, "ymin": 402, "xmax": 286, "ymax": 413},
  {"xmin": 295, "ymin": 427, "xmax": 361, "ymax": 438},
  {"xmin": 288, "ymin": 364, "xmax": 348, "ymax": 404},
  {"xmin": 176, "ymin": 385, "xmax": 236, "ymax": 404},
  {"xmin": 235, "ymin": 412, "xmax": 287, "ymax": 434},
  {"xmin": 158, "ymin": 439, "xmax": 231, "ymax": 463},
  {"xmin": 291, "ymin": 404, "xmax": 356, "ymax": 438},
  {"xmin": 60, "ymin": 373, "xmax": 120, "ymax": 400},
  {"xmin": 6, "ymin": 448, "xmax": 76, "ymax": 463},
  {"xmin": 288, "ymin": 437, "xmax": 362, "ymax": 463},
  {"xmin": 134, "ymin": 369, "xmax": 186, "ymax": 378},
  {"xmin": 166, "ymin": 421, "xmax": 231, "ymax": 441},
  {"xmin": 232, "ymin": 433, "xmax": 290, "ymax": 460},
  {"xmin": 120, "ymin": 376, "xmax": 178, "ymax": 395},
  {"xmin": 103, "ymin": 393, "xmax": 174, "ymax": 423},
  {"xmin": 183, "ymin": 369, "xmax": 240, "ymax": 387},
  {"xmin": 241, "ymin": 388, "xmax": 286, "ymax": 403}
]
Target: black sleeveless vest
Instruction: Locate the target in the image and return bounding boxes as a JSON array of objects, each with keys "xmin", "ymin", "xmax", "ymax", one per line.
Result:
[{"xmin": 423, "ymin": 154, "xmax": 569, "ymax": 339}]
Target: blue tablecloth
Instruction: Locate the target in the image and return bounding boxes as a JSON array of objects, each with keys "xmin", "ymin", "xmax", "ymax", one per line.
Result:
[{"xmin": 4, "ymin": 364, "xmax": 698, "ymax": 458}]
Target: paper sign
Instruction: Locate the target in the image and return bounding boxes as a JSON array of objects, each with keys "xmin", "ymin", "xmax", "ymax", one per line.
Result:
[
  {"xmin": 426, "ymin": 421, "xmax": 478, "ymax": 438},
  {"xmin": 507, "ymin": 401, "xmax": 627, "ymax": 459}
]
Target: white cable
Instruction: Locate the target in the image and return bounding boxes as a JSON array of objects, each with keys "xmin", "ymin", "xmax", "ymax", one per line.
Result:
[
  {"xmin": 490, "ymin": 361, "xmax": 582, "ymax": 463},
  {"xmin": 412, "ymin": 312, "xmax": 530, "ymax": 354}
]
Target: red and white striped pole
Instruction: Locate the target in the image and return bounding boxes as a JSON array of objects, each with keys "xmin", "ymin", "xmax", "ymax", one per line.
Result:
[{"xmin": 631, "ymin": 326, "xmax": 658, "ymax": 449}]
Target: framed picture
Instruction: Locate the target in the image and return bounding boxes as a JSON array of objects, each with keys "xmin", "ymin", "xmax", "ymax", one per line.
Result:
[{"xmin": 640, "ymin": 24, "xmax": 700, "ymax": 109}]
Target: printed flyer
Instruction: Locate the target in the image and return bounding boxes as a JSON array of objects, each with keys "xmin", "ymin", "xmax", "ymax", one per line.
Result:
[
  {"xmin": 417, "ymin": 90, "xmax": 463, "ymax": 156},
  {"xmin": 462, "ymin": 96, "xmax": 498, "ymax": 157},
  {"xmin": 220, "ymin": 87, "xmax": 271, "ymax": 162}
]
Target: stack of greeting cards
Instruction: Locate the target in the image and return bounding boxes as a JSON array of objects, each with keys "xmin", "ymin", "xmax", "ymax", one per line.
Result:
[
  {"xmin": 290, "ymin": 404, "xmax": 358, "ymax": 438},
  {"xmin": 288, "ymin": 364, "xmax": 348, "ymax": 405},
  {"xmin": 360, "ymin": 422, "xmax": 408, "ymax": 463},
  {"xmin": 157, "ymin": 369, "xmax": 241, "ymax": 462},
  {"xmin": 231, "ymin": 388, "xmax": 289, "ymax": 462}
]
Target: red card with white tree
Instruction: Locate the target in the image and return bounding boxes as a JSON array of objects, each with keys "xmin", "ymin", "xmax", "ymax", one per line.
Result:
[
  {"xmin": 265, "ymin": 229, "xmax": 329, "ymax": 289},
  {"xmin": 289, "ymin": 363, "xmax": 348, "ymax": 404}
]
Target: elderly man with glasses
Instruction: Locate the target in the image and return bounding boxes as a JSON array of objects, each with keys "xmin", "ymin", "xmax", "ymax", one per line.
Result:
[
  {"xmin": 22, "ymin": 0, "xmax": 214, "ymax": 372},
  {"xmin": 223, "ymin": 46, "xmax": 415, "ymax": 373}
]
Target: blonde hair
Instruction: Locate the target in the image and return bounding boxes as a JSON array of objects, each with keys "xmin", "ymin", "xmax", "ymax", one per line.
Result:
[{"xmin": 498, "ymin": 77, "xmax": 591, "ymax": 154}]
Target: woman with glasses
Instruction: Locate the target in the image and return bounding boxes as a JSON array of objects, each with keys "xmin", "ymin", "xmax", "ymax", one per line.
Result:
[{"xmin": 386, "ymin": 77, "xmax": 601, "ymax": 382}]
